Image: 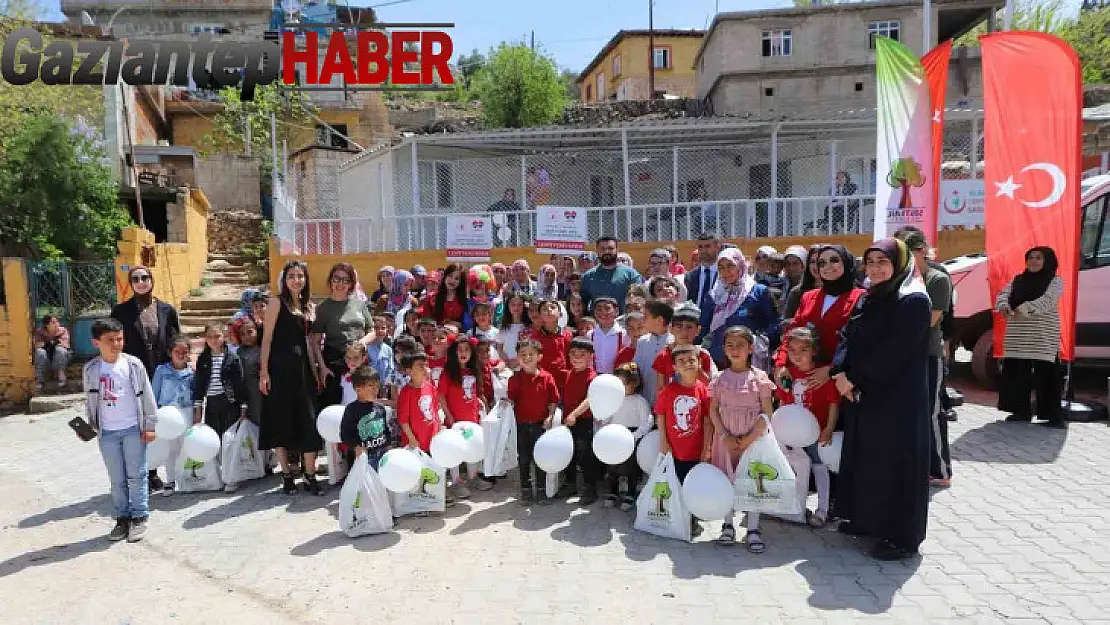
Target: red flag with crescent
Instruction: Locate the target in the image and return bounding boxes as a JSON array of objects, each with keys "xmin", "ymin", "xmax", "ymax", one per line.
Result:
[
  {"xmin": 922, "ymin": 40, "xmax": 951, "ymax": 249},
  {"xmin": 982, "ymin": 32, "xmax": 1082, "ymax": 360}
]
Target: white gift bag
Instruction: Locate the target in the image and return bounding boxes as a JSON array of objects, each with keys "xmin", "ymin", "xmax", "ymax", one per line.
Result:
[
  {"xmin": 482, "ymin": 401, "xmax": 518, "ymax": 477},
  {"xmin": 545, "ymin": 408, "xmax": 563, "ymax": 499},
  {"xmin": 389, "ymin": 449, "xmax": 446, "ymax": 515},
  {"xmin": 767, "ymin": 445, "xmax": 811, "ymax": 524},
  {"xmin": 339, "ymin": 453, "xmax": 394, "ymax": 537},
  {"xmin": 733, "ymin": 417, "xmax": 800, "ymax": 517},
  {"xmin": 325, "ymin": 442, "xmax": 350, "ymax": 486},
  {"xmin": 491, "ymin": 370, "xmax": 511, "ymax": 401},
  {"xmin": 220, "ymin": 420, "xmax": 266, "ymax": 485},
  {"xmin": 176, "ymin": 452, "xmax": 224, "ymax": 493},
  {"xmin": 634, "ymin": 453, "xmax": 692, "ymax": 542}
]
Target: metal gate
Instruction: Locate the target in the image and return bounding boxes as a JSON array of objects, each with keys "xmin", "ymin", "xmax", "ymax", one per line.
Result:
[{"xmin": 27, "ymin": 261, "xmax": 117, "ymax": 358}]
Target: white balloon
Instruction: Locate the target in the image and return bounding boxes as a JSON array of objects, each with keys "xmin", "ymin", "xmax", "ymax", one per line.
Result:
[
  {"xmin": 681, "ymin": 463, "xmax": 736, "ymax": 521},
  {"xmin": 533, "ymin": 425, "xmax": 574, "ymax": 473},
  {"xmin": 772, "ymin": 404, "xmax": 821, "ymax": 448},
  {"xmin": 587, "ymin": 374, "xmax": 625, "ymax": 420},
  {"xmin": 817, "ymin": 431, "xmax": 843, "ymax": 473},
  {"xmin": 377, "ymin": 448, "xmax": 423, "ymax": 493},
  {"xmin": 497, "ymin": 226, "xmax": 512, "ymax": 241},
  {"xmin": 430, "ymin": 429, "xmax": 468, "ymax": 468},
  {"xmin": 491, "ymin": 213, "xmax": 506, "ymax": 226},
  {"xmin": 592, "ymin": 424, "xmax": 635, "ymax": 465},
  {"xmin": 316, "ymin": 405, "xmax": 345, "ymax": 444},
  {"xmin": 154, "ymin": 406, "xmax": 188, "ymax": 439},
  {"xmin": 452, "ymin": 422, "xmax": 485, "ymax": 463},
  {"xmin": 635, "ymin": 429, "xmax": 662, "ymax": 474},
  {"xmin": 146, "ymin": 437, "xmax": 173, "ymax": 469},
  {"xmin": 182, "ymin": 424, "xmax": 220, "ymax": 461}
]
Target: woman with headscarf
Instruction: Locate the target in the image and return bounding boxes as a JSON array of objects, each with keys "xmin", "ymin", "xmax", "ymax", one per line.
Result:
[
  {"xmin": 782, "ymin": 245, "xmax": 823, "ymax": 319},
  {"xmin": 374, "ymin": 269, "xmax": 419, "ymax": 317},
  {"xmin": 830, "ymin": 238, "xmax": 932, "ymax": 560},
  {"xmin": 535, "ymin": 263, "xmax": 560, "ymax": 300},
  {"xmin": 995, "ymin": 246, "xmax": 1065, "ymax": 427},
  {"xmin": 260, "ymin": 260, "xmax": 325, "ymax": 495},
  {"xmin": 773, "ymin": 245, "xmax": 865, "ymax": 387},
  {"xmin": 111, "ymin": 266, "xmax": 182, "ymax": 380},
  {"xmin": 311, "ymin": 262, "xmax": 375, "ymax": 407},
  {"xmin": 698, "ymin": 248, "xmax": 779, "ymax": 369},
  {"xmin": 370, "ymin": 266, "xmax": 394, "ymax": 303}
]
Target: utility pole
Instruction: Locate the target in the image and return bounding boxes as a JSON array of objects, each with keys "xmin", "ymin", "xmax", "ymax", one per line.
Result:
[
  {"xmin": 119, "ymin": 84, "xmax": 145, "ymax": 230},
  {"xmin": 648, "ymin": 0, "xmax": 655, "ymax": 100},
  {"xmin": 531, "ymin": 30, "xmax": 535, "ymax": 51},
  {"xmin": 923, "ymin": 0, "xmax": 931, "ymax": 54}
]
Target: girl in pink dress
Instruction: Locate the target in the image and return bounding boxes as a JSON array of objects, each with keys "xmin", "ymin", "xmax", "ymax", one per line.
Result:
[{"xmin": 708, "ymin": 326, "xmax": 776, "ymax": 552}]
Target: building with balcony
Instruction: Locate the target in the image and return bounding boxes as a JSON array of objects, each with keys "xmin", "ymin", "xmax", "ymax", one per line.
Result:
[
  {"xmin": 578, "ymin": 29, "xmax": 704, "ymax": 103},
  {"xmin": 695, "ymin": 0, "xmax": 998, "ymax": 118},
  {"xmin": 60, "ymin": 0, "xmax": 274, "ymax": 41}
]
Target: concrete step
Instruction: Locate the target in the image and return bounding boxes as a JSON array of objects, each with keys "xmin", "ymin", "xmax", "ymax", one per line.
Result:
[
  {"xmin": 29, "ymin": 392, "xmax": 85, "ymax": 414},
  {"xmin": 210, "ymin": 274, "xmax": 251, "ymax": 285},
  {"xmin": 180, "ymin": 298, "xmax": 241, "ymax": 311},
  {"xmin": 207, "ymin": 254, "xmax": 253, "ymax": 266},
  {"xmin": 179, "ymin": 307, "xmax": 239, "ymax": 320}
]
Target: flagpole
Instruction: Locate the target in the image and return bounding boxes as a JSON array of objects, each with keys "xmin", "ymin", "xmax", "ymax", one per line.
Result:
[
  {"xmin": 923, "ymin": 0, "xmax": 931, "ymax": 53},
  {"xmin": 1003, "ymin": 0, "xmax": 1014, "ymax": 30}
]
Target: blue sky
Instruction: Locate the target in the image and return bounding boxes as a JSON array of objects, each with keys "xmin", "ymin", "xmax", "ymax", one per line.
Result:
[{"xmin": 42, "ymin": 0, "xmax": 1085, "ymax": 73}]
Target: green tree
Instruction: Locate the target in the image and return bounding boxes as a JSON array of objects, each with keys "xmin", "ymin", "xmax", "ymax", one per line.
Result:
[
  {"xmin": 203, "ymin": 83, "xmax": 314, "ymax": 159},
  {"xmin": 472, "ymin": 43, "xmax": 568, "ymax": 129},
  {"xmin": 955, "ymin": 0, "xmax": 1070, "ymax": 46},
  {"xmin": 0, "ymin": 114, "xmax": 130, "ymax": 260},
  {"xmin": 0, "ymin": 0, "xmax": 42, "ymax": 19},
  {"xmin": 561, "ymin": 69, "xmax": 581, "ymax": 101},
  {"xmin": 456, "ymin": 48, "xmax": 487, "ymax": 89},
  {"xmin": 1059, "ymin": 7, "xmax": 1110, "ymax": 83}
]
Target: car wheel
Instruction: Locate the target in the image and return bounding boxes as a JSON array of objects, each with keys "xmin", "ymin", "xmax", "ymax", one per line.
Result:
[{"xmin": 971, "ymin": 330, "xmax": 1001, "ymax": 391}]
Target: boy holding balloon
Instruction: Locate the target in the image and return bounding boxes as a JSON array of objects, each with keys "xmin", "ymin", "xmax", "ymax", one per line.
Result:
[
  {"xmin": 654, "ymin": 344, "xmax": 712, "ymax": 538},
  {"xmin": 84, "ymin": 317, "xmax": 158, "ymax": 543},
  {"xmin": 561, "ymin": 337, "xmax": 600, "ymax": 505},
  {"xmin": 339, "ymin": 366, "xmax": 394, "ymax": 470},
  {"xmin": 506, "ymin": 339, "xmax": 560, "ymax": 505}
]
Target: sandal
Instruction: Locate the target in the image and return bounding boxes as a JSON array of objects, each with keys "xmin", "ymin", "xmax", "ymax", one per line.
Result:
[
  {"xmin": 281, "ymin": 472, "xmax": 297, "ymax": 495},
  {"xmin": 716, "ymin": 523, "xmax": 737, "ymax": 546},
  {"xmin": 806, "ymin": 510, "xmax": 828, "ymax": 529},
  {"xmin": 745, "ymin": 530, "xmax": 766, "ymax": 554}
]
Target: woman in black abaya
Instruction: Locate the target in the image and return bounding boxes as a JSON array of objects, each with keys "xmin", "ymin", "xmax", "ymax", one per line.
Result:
[{"xmin": 830, "ymin": 238, "xmax": 932, "ymax": 561}]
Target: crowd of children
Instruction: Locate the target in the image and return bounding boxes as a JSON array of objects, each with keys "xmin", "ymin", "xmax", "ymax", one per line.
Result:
[{"xmin": 84, "ymin": 252, "xmax": 856, "ymax": 552}]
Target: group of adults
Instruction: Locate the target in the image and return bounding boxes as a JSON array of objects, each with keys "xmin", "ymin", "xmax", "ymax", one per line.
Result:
[{"xmin": 76, "ymin": 227, "xmax": 1064, "ymax": 560}]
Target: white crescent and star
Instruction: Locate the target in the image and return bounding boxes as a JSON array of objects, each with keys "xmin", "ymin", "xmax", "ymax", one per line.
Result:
[{"xmin": 994, "ymin": 162, "xmax": 1067, "ymax": 208}]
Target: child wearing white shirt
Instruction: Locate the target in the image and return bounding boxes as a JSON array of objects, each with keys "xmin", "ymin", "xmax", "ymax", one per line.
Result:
[{"xmin": 599, "ymin": 363, "xmax": 653, "ymax": 511}]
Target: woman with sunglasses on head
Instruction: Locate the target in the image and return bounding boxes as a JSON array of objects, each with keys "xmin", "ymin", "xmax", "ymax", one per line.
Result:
[
  {"xmin": 111, "ymin": 265, "xmax": 182, "ymax": 494},
  {"xmin": 310, "ymin": 262, "xmax": 376, "ymax": 409},
  {"xmin": 772, "ymin": 245, "xmax": 865, "ymax": 389}
]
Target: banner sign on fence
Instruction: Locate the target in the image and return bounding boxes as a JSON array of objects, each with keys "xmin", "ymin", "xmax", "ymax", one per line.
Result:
[
  {"xmin": 938, "ymin": 179, "xmax": 985, "ymax": 229},
  {"xmin": 535, "ymin": 207, "xmax": 587, "ymax": 255},
  {"xmin": 445, "ymin": 216, "xmax": 492, "ymax": 262}
]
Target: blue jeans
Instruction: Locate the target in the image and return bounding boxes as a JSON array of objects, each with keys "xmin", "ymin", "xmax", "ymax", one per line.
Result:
[{"xmin": 98, "ymin": 425, "xmax": 149, "ymax": 519}]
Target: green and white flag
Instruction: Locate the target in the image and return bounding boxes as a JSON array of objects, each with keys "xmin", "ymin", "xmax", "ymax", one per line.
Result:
[{"xmin": 874, "ymin": 36, "xmax": 935, "ymax": 241}]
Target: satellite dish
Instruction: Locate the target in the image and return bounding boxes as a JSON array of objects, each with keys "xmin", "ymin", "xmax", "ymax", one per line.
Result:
[{"xmin": 80, "ymin": 11, "xmax": 96, "ymax": 26}]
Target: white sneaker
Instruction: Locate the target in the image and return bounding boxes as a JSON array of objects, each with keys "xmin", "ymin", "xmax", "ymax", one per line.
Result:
[
  {"xmin": 57, "ymin": 374, "xmax": 67, "ymax": 387},
  {"xmin": 223, "ymin": 482, "xmax": 239, "ymax": 493}
]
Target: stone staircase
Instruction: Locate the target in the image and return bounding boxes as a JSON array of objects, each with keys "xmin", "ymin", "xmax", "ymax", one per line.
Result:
[{"xmin": 179, "ymin": 253, "xmax": 266, "ymax": 357}]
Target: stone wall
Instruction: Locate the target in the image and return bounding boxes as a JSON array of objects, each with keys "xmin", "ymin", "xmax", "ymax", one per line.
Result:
[
  {"xmin": 196, "ymin": 155, "xmax": 261, "ymax": 213},
  {"xmin": 560, "ymin": 99, "xmax": 698, "ymax": 125},
  {"xmin": 209, "ymin": 211, "xmax": 266, "ymax": 256}
]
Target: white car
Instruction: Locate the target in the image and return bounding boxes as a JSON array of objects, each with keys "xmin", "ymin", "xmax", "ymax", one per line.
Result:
[{"xmin": 946, "ymin": 174, "xmax": 1110, "ymax": 389}]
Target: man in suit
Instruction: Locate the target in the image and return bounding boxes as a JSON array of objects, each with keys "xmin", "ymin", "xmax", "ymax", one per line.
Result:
[{"xmin": 685, "ymin": 232, "xmax": 721, "ymax": 342}]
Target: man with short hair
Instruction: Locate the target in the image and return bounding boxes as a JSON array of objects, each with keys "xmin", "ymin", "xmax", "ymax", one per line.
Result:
[
  {"xmin": 685, "ymin": 232, "xmax": 721, "ymax": 313},
  {"xmin": 410, "ymin": 265, "xmax": 429, "ymax": 301},
  {"xmin": 580, "ymin": 237, "xmax": 642, "ymax": 313},
  {"xmin": 895, "ymin": 226, "xmax": 954, "ymax": 488}
]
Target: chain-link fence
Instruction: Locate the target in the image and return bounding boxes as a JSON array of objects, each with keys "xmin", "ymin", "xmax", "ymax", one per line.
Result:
[
  {"xmin": 28, "ymin": 261, "xmax": 117, "ymax": 323},
  {"xmin": 276, "ymin": 113, "xmax": 984, "ymax": 254}
]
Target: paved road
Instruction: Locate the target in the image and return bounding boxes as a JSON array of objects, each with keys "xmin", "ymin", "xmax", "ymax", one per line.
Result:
[{"xmin": 2, "ymin": 392, "xmax": 1109, "ymax": 624}]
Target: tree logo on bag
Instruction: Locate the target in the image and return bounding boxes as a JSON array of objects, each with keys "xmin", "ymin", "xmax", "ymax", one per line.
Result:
[
  {"xmin": 353, "ymin": 491, "xmax": 362, "ymax": 509},
  {"xmin": 241, "ymin": 434, "xmax": 256, "ymax": 462},
  {"xmin": 184, "ymin": 458, "xmax": 204, "ymax": 480},
  {"xmin": 748, "ymin": 462, "xmax": 779, "ymax": 496},
  {"xmin": 417, "ymin": 467, "xmax": 440, "ymax": 495},
  {"xmin": 647, "ymin": 482, "xmax": 672, "ymax": 521}
]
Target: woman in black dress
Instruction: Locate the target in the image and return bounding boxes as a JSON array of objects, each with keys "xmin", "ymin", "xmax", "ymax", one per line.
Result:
[
  {"xmin": 831, "ymin": 238, "xmax": 932, "ymax": 561},
  {"xmin": 259, "ymin": 260, "xmax": 324, "ymax": 495}
]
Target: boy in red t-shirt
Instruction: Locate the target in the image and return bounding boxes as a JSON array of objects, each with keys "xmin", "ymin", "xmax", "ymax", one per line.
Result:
[
  {"xmin": 561, "ymin": 338, "xmax": 600, "ymax": 505},
  {"xmin": 397, "ymin": 353, "xmax": 441, "ymax": 455},
  {"xmin": 652, "ymin": 304, "xmax": 713, "ymax": 390},
  {"xmin": 525, "ymin": 299, "xmax": 573, "ymax": 387},
  {"xmin": 776, "ymin": 327, "xmax": 839, "ymax": 527},
  {"xmin": 506, "ymin": 339, "xmax": 559, "ymax": 505},
  {"xmin": 654, "ymin": 344, "xmax": 711, "ymax": 484}
]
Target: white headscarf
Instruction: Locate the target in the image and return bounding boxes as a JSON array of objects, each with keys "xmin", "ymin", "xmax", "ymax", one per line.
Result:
[{"xmin": 709, "ymin": 247, "xmax": 756, "ymax": 333}]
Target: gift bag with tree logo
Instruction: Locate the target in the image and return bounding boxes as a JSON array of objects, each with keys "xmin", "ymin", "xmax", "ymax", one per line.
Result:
[
  {"xmin": 176, "ymin": 452, "xmax": 224, "ymax": 493},
  {"xmin": 482, "ymin": 401, "xmax": 518, "ymax": 477},
  {"xmin": 733, "ymin": 416, "xmax": 800, "ymax": 516},
  {"xmin": 339, "ymin": 453, "xmax": 394, "ymax": 537},
  {"xmin": 389, "ymin": 449, "xmax": 446, "ymax": 515},
  {"xmin": 220, "ymin": 420, "xmax": 266, "ymax": 485},
  {"xmin": 767, "ymin": 445, "xmax": 811, "ymax": 524},
  {"xmin": 634, "ymin": 453, "xmax": 692, "ymax": 542}
]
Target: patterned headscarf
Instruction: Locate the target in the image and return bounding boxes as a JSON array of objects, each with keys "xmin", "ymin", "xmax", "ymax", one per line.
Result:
[
  {"xmin": 233, "ymin": 288, "xmax": 259, "ymax": 321},
  {"xmin": 536, "ymin": 264, "xmax": 559, "ymax": 299},
  {"xmin": 709, "ymin": 248, "xmax": 757, "ymax": 333},
  {"xmin": 388, "ymin": 270, "xmax": 414, "ymax": 313}
]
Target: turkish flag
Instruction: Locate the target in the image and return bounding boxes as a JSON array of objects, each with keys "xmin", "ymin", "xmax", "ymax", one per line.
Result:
[
  {"xmin": 922, "ymin": 41, "xmax": 952, "ymax": 248},
  {"xmin": 982, "ymin": 32, "xmax": 1082, "ymax": 360}
]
